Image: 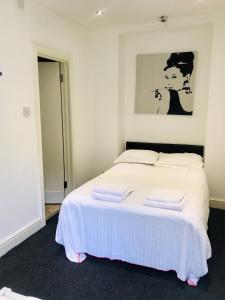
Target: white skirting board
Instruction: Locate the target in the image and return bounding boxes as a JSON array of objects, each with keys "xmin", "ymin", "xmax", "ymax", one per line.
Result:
[
  {"xmin": 210, "ymin": 198, "xmax": 225, "ymax": 210},
  {"xmin": 0, "ymin": 218, "xmax": 43, "ymax": 258},
  {"xmin": 44, "ymin": 191, "xmax": 64, "ymax": 204}
]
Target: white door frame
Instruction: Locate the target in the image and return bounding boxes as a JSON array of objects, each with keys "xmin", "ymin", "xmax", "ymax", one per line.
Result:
[{"xmin": 33, "ymin": 44, "xmax": 73, "ymax": 226}]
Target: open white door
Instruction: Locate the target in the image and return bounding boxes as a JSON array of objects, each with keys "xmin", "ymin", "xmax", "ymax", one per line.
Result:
[{"xmin": 38, "ymin": 61, "xmax": 65, "ymax": 204}]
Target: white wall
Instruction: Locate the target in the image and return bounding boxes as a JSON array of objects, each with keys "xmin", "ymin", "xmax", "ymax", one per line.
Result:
[
  {"xmin": 0, "ymin": 0, "xmax": 93, "ymax": 253},
  {"xmin": 91, "ymin": 30, "xmax": 120, "ymax": 175},
  {"xmin": 120, "ymin": 25, "xmax": 212, "ymax": 144},
  {"xmin": 205, "ymin": 16, "xmax": 225, "ymax": 199}
]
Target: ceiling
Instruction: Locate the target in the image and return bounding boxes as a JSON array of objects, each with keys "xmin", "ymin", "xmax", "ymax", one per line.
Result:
[{"xmin": 37, "ymin": 0, "xmax": 224, "ymax": 29}]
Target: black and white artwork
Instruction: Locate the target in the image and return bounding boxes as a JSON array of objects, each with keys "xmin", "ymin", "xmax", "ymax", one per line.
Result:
[{"xmin": 135, "ymin": 51, "xmax": 196, "ymax": 115}]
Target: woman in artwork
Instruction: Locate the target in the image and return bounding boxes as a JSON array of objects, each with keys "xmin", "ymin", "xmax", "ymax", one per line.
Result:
[{"xmin": 152, "ymin": 52, "xmax": 194, "ymax": 115}]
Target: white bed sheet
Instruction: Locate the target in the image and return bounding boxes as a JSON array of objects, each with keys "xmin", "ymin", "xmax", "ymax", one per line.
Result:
[{"xmin": 56, "ymin": 163, "xmax": 211, "ymax": 285}]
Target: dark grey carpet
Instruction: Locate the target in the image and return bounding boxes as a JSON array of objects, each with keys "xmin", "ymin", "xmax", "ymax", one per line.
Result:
[{"xmin": 0, "ymin": 208, "xmax": 225, "ymax": 300}]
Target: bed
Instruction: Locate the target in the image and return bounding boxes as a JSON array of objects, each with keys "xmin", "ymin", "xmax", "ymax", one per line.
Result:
[{"xmin": 56, "ymin": 142, "xmax": 211, "ymax": 286}]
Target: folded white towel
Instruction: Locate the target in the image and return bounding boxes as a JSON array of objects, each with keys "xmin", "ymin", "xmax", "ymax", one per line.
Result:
[
  {"xmin": 144, "ymin": 198, "xmax": 187, "ymax": 211},
  {"xmin": 92, "ymin": 192, "xmax": 123, "ymax": 203},
  {"xmin": 146, "ymin": 188, "xmax": 185, "ymax": 203},
  {"xmin": 0, "ymin": 287, "xmax": 42, "ymax": 299},
  {"xmin": 93, "ymin": 184, "xmax": 131, "ymax": 197},
  {"xmin": 92, "ymin": 188, "xmax": 132, "ymax": 203}
]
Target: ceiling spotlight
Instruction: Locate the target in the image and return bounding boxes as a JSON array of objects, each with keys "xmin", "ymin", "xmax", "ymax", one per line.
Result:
[
  {"xmin": 96, "ymin": 10, "xmax": 104, "ymax": 16},
  {"xmin": 159, "ymin": 16, "xmax": 168, "ymax": 23}
]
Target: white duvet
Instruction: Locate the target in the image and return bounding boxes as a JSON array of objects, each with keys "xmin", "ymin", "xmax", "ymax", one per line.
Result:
[{"xmin": 56, "ymin": 163, "xmax": 211, "ymax": 285}]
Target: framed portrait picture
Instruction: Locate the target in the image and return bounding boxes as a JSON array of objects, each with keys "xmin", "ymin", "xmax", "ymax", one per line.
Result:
[{"xmin": 135, "ymin": 51, "xmax": 196, "ymax": 115}]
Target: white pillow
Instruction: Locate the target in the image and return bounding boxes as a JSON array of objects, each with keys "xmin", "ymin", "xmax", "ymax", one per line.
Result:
[
  {"xmin": 114, "ymin": 149, "xmax": 158, "ymax": 165},
  {"xmin": 155, "ymin": 152, "xmax": 203, "ymax": 169}
]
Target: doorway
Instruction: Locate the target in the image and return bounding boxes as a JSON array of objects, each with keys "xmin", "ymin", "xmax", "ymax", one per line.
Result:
[{"xmin": 37, "ymin": 56, "xmax": 71, "ymax": 220}]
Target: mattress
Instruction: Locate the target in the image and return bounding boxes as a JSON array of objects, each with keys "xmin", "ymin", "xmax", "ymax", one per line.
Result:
[{"xmin": 56, "ymin": 163, "xmax": 211, "ymax": 285}]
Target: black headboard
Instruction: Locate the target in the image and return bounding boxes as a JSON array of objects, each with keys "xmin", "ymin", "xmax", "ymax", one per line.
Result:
[{"xmin": 126, "ymin": 141, "xmax": 204, "ymax": 157}]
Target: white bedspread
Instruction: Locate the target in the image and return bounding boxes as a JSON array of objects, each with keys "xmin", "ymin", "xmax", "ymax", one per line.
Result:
[{"xmin": 56, "ymin": 163, "xmax": 211, "ymax": 285}]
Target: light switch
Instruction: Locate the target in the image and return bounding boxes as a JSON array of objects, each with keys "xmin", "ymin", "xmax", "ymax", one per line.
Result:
[{"xmin": 23, "ymin": 106, "xmax": 31, "ymax": 118}]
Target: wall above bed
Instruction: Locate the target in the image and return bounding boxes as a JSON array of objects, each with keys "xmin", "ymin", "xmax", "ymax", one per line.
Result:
[{"xmin": 119, "ymin": 24, "xmax": 213, "ymax": 145}]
